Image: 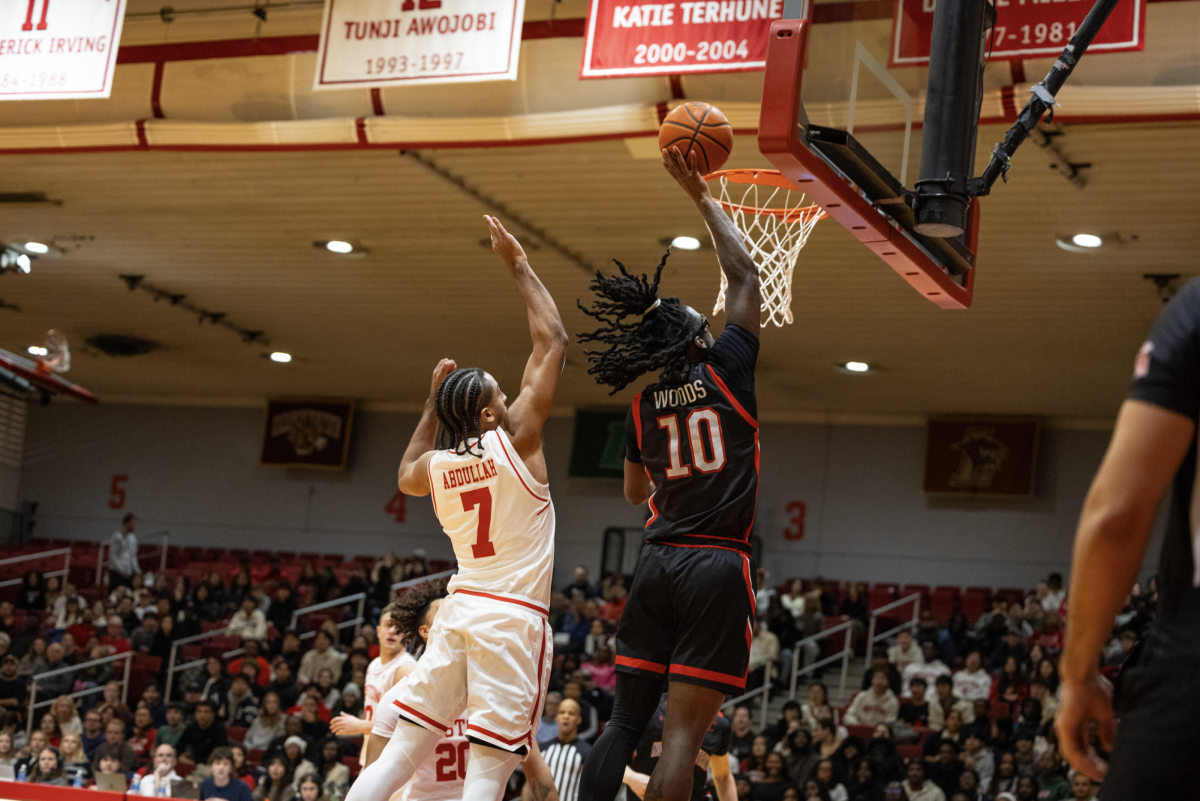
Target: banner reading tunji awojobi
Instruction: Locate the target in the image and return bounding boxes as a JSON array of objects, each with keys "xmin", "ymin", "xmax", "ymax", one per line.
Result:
[{"xmin": 314, "ymin": 0, "xmax": 526, "ymax": 89}]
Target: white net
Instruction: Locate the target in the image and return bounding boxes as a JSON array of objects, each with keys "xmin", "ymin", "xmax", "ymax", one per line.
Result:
[{"xmin": 712, "ymin": 174, "xmax": 824, "ymax": 327}]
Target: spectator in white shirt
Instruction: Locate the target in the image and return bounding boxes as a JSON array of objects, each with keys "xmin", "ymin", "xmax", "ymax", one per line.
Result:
[
  {"xmin": 108, "ymin": 514, "xmax": 139, "ymax": 589},
  {"xmin": 889, "ymin": 629, "xmax": 925, "ymax": 676},
  {"xmin": 903, "ymin": 641, "xmax": 950, "ymax": 696},
  {"xmin": 755, "ymin": 569, "xmax": 776, "ymax": 616},
  {"xmin": 844, "ymin": 669, "xmax": 899, "ymax": 727},
  {"xmin": 951, "ymin": 651, "xmax": 992, "ymax": 702},
  {"xmin": 229, "ymin": 597, "xmax": 268, "ymax": 642},
  {"xmin": 780, "ymin": 580, "xmax": 806, "ymax": 618},
  {"xmin": 137, "ymin": 743, "xmax": 182, "ymax": 796},
  {"xmin": 1041, "ymin": 572, "xmax": 1066, "ymax": 613},
  {"xmin": 903, "ymin": 760, "xmax": 946, "ymax": 801},
  {"xmin": 928, "ymin": 677, "xmax": 974, "ymax": 730},
  {"xmin": 748, "ymin": 618, "xmax": 780, "ymax": 688}
]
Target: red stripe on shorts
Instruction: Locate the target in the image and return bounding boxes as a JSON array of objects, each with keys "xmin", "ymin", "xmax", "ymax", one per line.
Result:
[
  {"xmin": 616, "ymin": 655, "xmax": 667, "ymax": 674},
  {"xmin": 467, "ymin": 723, "xmax": 530, "ymax": 747},
  {"xmin": 393, "ymin": 701, "xmax": 449, "ymax": 731},
  {"xmin": 669, "ymin": 662, "xmax": 748, "ymax": 689},
  {"xmin": 453, "ymin": 589, "xmax": 548, "ymax": 617}
]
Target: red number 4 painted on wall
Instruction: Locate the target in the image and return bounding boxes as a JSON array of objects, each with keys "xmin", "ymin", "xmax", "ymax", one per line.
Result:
[{"xmin": 385, "ymin": 491, "xmax": 406, "ymax": 523}]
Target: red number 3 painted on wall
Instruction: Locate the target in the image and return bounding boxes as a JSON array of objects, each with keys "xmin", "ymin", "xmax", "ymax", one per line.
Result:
[{"xmin": 784, "ymin": 501, "xmax": 805, "ymax": 540}]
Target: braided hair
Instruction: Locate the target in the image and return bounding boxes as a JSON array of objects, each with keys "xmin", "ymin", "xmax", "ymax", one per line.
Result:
[
  {"xmin": 434, "ymin": 368, "xmax": 490, "ymax": 458},
  {"xmin": 577, "ymin": 252, "xmax": 706, "ymax": 394},
  {"xmin": 386, "ymin": 578, "xmax": 449, "ymax": 651}
]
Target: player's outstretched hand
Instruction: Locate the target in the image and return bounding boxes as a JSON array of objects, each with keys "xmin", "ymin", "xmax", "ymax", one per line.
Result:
[
  {"xmin": 329, "ymin": 713, "xmax": 360, "ymax": 735},
  {"xmin": 1056, "ymin": 672, "xmax": 1116, "ymax": 782},
  {"xmin": 430, "ymin": 358, "xmax": 457, "ymax": 398},
  {"xmin": 485, "ymin": 215, "xmax": 528, "ymax": 271},
  {"xmin": 661, "ymin": 147, "xmax": 713, "ymax": 207}
]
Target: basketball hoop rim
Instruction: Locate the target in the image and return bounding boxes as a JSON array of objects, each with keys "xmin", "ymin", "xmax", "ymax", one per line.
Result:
[{"xmin": 704, "ymin": 168, "xmax": 826, "ymax": 222}]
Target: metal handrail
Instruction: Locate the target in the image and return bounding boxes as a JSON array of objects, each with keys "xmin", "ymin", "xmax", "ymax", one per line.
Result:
[
  {"xmin": 787, "ymin": 619, "xmax": 856, "ymax": 703},
  {"xmin": 287, "ymin": 568, "xmax": 459, "ymax": 631},
  {"xmin": 26, "ymin": 650, "xmax": 133, "ymax": 738},
  {"xmin": 864, "ymin": 592, "xmax": 921, "ymax": 668},
  {"xmin": 0, "ymin": 548, "xmax": 71, "ymax": 589},
  {"xmin": 165, "ymin": 568, "xmax": 458, "ymax": 699},
  {"xmin": 721, "ymin": 657, "xmax": 773, "ymax": 729}
]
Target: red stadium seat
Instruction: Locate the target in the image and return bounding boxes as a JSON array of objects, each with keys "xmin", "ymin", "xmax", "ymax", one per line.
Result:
[
  {"xmin": 247, "ymin": 749, "xmax": 266, "ymax": 766},
  {"xmin": 227, "ymin": 726, "xmax": 248, "ymax": 743},
  {"xmin": 997, "ymin": 588, "xmax": 1026, "ymax": 606},
  {"xmin": 845, "ymin": 725, "xmax": 875, "ymax": 741},
  {"xmin": 868, "ymin": 586, "xmax": 896, "ymax": 612},
  {"xmin": 343, "ymin": 756, "xmax": 361, "ymax": 778},
  {"xmin": 132, "ymin": 654, "xmax": 162, "ymax": 674},
  {"xmin": 897, "ymin": 743, "xmax": 923, "ymax": 761},
  {"xmin": 928, "ymin": 590, "xmax": 958, "ymax": 623},
  {"xmin": 960, "ymin": 593, "xmax": 989, "ymax": 623}
]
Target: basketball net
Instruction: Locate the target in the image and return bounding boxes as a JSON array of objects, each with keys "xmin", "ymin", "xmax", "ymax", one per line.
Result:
[{"xmin": 710, "ymin": 172, "xmax": 824, "ymax": 327}]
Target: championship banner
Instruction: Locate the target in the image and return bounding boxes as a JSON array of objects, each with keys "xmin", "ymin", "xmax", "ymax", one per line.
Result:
[
  {"xmin": 313, "ymin": 0, "xmax": 526, "ymax": 89},
  {"xmin": 922, "ymin": 418, "xmax": 1039, "ymax": 497},
  {"xmin": 580, "ymin": 0, "xmax": 808, "ymax": 78},
  {"xmin": 261, "ymin": 399, "xmax": 355, "ymax": 470},
  {"xmin": 891, "ymin": 0, "xmax": 1144, "ymax": 67},
  {"xmin": 0, "ymin": 0, "xmax": 128, "ymax": 100}
]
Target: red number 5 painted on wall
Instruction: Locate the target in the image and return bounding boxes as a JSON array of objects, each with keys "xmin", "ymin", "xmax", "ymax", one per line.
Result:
[
  {"xmin": 108, "ymin": 475, "xmax": 127, "ymax": 510},
  {"xmin": 784, "ymin": 501, "xmax": 805, "ymax": 540}
]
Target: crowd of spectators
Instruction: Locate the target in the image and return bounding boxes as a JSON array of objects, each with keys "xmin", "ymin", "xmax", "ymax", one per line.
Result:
[
  {"xmin": 0, "ymin": 524, "xmax": 1158, "ymax": 801},
  {"xmin": 0, "ymin": 529, "xmax": 438, "ymax": 801},
  {"xmin": 719, "ymin": 571, "xmax": 1156, "ymax": 801}
]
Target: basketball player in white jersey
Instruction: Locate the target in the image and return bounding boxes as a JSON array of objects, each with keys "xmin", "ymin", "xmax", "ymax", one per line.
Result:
[
  {"xmin": 330, "ymin": 600, "xmax": 417, "ymax": 764},
  {"xmin": 364, "ymin": 585, "xmax": 560, "ymax": 801},
  {"xmin": 345, "ymin": 215, "xmax": 566, "ymax": 801}
]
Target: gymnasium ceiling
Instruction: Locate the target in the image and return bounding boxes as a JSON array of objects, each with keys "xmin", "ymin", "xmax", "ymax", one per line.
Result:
[{"xmin": 0, "ymin": 0, "xmax": 1198, "ymax": 422}]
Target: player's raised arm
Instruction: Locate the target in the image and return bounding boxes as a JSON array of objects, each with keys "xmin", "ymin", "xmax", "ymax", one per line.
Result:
[
  {"xmin": 397, "ymin": 358, "xmax": 458, "ymax": 496},
  {"xmin": 485, "ymin": 215, "xmax": 568, "ymax": 459},
  {"xmin": 661, "ymin": 148, "xmax": 760, "ymax": 338}
]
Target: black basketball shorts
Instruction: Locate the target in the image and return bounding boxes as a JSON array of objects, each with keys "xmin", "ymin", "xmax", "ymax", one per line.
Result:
[
  {"xmin": 1102, "ymin": 628, "xmax": 1200, "ymax": 797},
  {"xmin": 614, "ymin": 541, "xmax": 757, "ymax": 696}
]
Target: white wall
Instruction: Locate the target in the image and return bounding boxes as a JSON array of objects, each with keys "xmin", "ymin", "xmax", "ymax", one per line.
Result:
[{"xmin": 15, "ymin": 402, "xmax": 1160, "ymax": 590}]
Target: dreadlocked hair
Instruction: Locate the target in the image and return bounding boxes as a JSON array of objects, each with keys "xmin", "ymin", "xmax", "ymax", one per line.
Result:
[
  {"xmin": 386, "ymin": 578, "xmax": 449, "ymax": 650},
  {"xmin": 577, "ymin": 251, "xmax": 700, "ymax": 395},
  {"xmin": 434, "ymin": 367, "xmax": 490, "ymax": 458}
]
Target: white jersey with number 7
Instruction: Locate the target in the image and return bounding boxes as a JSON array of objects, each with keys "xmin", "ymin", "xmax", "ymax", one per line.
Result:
[{"xmin": 428, "ymin": 427, "xmax": 554, "ymax": 611}]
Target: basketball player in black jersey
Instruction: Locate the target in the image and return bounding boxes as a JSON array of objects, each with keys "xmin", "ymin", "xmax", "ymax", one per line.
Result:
[{"xmin": 576, "ymin": 147, "xmax": 761, "ymax": 801}]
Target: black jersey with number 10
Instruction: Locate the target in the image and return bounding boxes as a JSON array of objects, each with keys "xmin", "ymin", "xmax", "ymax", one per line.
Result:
[{"xmin": 624, "ymin": 324, "xmax": 759, "ymax": 549}]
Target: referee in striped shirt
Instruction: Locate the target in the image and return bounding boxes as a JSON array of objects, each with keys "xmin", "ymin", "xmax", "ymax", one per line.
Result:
[{"xmin": 528, "ymin": 698, "xmax": 591, "ymax": 801}]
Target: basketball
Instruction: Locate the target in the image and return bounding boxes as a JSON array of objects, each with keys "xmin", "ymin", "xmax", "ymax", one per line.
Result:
[{"xmin": 658, "ymin": 102, "xmax": 734, "ymax": 175}]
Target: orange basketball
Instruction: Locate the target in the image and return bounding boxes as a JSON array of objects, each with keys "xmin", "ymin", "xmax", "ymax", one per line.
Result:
[{"xmin": 658, "ymin": 102, "xmax": 734, "ymax": 175}]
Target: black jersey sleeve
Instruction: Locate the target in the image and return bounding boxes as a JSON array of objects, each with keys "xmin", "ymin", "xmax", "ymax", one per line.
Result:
[
  {"xmin": 625, "ymin": 404, "xmax": 643, "ymax": 464},
  {"xmin": 1128, "ymin": 279, "xmax": 1200, "ymax": 422},
  {"xmin": 707, "ymin": 324, "xmax": 759, "ymax": 394}
]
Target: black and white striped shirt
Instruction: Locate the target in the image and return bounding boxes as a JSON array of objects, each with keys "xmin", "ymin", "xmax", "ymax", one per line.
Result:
[{"xmin": 538, "ymin": 736, "xmax": 592, "ymax": 801}]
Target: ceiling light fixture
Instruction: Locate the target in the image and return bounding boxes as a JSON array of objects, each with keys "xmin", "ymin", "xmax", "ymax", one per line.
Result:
[
  {"xmin": 0, "ymin": 248, "xmax": 32, "ymax": 274},
  {"xmin": 23, "ymin": 242, "xmax": 49, "ymax": 254},
  {"xmin": 671, "ymin": 236, "xmax": 702, "ymax": 251},
  {"xmin": 1055, "ymin": 232, "xmax": 1119, "ymax": 253},
  {"xmin": 325, "ymin": 240, "xmax": 354, "ymax": 254},
  {"xmin": 843, "ymin": 361, "xmax": 870, "ymax": 373},
  {"xmin": 269, "ymin": 352, "xmax": 292, "ymax": 363},
  {"xmin": 27, "ymin": 346, "xmax": 47, "ymax": 356}
]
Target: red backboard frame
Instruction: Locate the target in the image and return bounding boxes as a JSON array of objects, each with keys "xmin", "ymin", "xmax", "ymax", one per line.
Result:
[
  {"xmin": 0, "ymin": 349, "xmax": 98, "ymax": 404},
  {"xmin": 757, "ymin": 19, "xmax": 977, "ymax": 310}
]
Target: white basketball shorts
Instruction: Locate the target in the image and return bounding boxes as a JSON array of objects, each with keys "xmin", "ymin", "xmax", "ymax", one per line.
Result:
[{"xmin": 391, "ymin": 591, "xmax": 552, "ymax": 753}]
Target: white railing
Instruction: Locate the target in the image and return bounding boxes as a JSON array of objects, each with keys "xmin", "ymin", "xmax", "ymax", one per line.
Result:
[
  {"xmin": 721, "ymin": 657, "xmax": 773, "ymax": 729},
  {"xmin": 95, "ymin": 532, "xmax": 169, "ymax": 585},
  {"xmin": 164, "ymin": 568, "xmax": 457, "ymax": 699},
  {"xmin": 26, "ymin": 650, "xmax": 134, "ymax": 738},
  {"xmin": 0, "ymin": 548, "xmax": 71, "ymax": 589},
  {"xmin": 863, "ymin": 592, "xmax": 921, "ymax": 668},
  {"xmin": 788, "ymin": 619, "xmax": 856, "ymax": 703}
]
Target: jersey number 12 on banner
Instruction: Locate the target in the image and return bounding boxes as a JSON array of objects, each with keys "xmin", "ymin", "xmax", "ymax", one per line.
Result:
[
  {"xmin": 461, "ymin": 487, "xmax": 495, "ymax": 558},
  {"xmin": 657, "ymin": 409, "xmax": 727, "ymax": 478}
]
